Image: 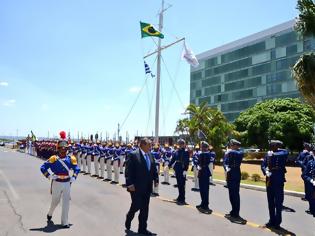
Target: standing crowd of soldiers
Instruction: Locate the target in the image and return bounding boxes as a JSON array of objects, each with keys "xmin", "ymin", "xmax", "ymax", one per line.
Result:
[{"xmin": 24, "ymin": 135, "xmax": 315, "ymax": 231}]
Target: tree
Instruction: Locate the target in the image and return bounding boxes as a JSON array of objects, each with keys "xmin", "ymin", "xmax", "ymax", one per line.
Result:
[
  {"xmin": 175, "ymin": 102, "xmax": 234, "ymax": 160},
  {"xmin": 234, "ymin": 98, "xmax": 315, "ymax": 150},
  {"xmin": 293, "ymin": 0, "xmax": 315, "ymax": 109}
]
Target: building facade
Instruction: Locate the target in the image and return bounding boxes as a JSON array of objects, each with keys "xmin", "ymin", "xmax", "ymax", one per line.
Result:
[{"xmin": 190, "ymin": 20, "xmax": 315, "ymax": 121}]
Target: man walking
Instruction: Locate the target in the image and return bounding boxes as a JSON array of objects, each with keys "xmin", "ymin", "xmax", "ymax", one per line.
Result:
[
  {"xmin": 40, "ymin": 131, "xmax": 80, "ymax": 228},
  {"xmin": 125, "ymin": 138, "xmax": 158, "ymax": 235}
]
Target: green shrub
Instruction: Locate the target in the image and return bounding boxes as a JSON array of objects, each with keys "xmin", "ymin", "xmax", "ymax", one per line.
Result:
[
  {"xmin": 241, "ymin": 171, "xmax": 249, "ymax": 180},
  {"xmin": 251, "ymin": 173, "xmax": 261, "ymax": 182}
]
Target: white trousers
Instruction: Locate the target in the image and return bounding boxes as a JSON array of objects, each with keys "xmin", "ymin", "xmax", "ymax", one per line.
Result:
[
  {"xmin": 193, "ymin": 167, "xmax": 199, "ymax": 189},
  {"xmin": 153, "ymin": 165, "xmax": 160, "ymax": 193},
  {"xmin": 99, "ymin": 157, "xmax": 105, "ymax": 178},
  {"xmin": 86, "ymin": 155, "xmax": 91, "ymax": 174},
  {"xmin": 94, "ymin": 155, "xmax": 100, "ymax": 176},
  {"xmin": 76, "ymin": 152, "xmax": 81, "ymax": 169},
  {"xmin": 209, "ymin": 163, "xmax": 214, "ymax": 183},
  {"xmin": 113, "ymin": 160, "xmax": 120, "ymax": 183},
  {"xmin": 106, "ymin": 159, "xmax": 112, "ymax": 180},
  {"xmin": 119, "ymin": 155, "xmax": 124, "ymax": 173},
  {"xmin": 82, "ymin": 154, "xmax": 87, "ymax": 172},
  {"xmin": 48, "ymin": 181, "xmax": 71, "ymax": 226},
  {"xmin": 163, "ymin": 165, "xmax": 170, "ymax": 183}
]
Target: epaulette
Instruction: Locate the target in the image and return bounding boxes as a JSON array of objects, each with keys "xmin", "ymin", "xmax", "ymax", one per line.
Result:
[
  {"xmin": 70, "ymin": 155, "xmax": 77, "ymax": 165},
  {"xmin": 48, "ymin": 155, "xmax": 58, "ymax": 163}
]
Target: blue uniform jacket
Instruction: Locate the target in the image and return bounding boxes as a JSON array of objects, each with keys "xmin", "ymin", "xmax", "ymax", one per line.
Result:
[
  {"xmin": 261, "ymin": 149, "xmax": 288, "ymax": 184},
  {"xmin": 40, "ymin": 155, "xmax": 80, "ymax": 182},
  {"xmin": 169, "ymin": 148, "xmax": 189, "ymax": 173},
  {"xmin": 198, "ymin": 151, "xmax": 212, "ymax": 177}
]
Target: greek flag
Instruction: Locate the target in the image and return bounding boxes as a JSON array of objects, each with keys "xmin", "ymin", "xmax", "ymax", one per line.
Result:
[{"xmin": 144, "ymin": 61, "xmax": 155, "ymax": 78}]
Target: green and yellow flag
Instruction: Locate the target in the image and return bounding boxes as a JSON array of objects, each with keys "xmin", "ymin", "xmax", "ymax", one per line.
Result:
[{"xmin": 140, "ymin": 21, "xmax": 164, "ymax": 39}]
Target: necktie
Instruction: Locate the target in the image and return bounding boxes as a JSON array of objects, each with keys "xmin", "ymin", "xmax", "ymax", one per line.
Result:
[{"xmin": 145, "ymin": 153, "xmax": 151, "ymax": 170}]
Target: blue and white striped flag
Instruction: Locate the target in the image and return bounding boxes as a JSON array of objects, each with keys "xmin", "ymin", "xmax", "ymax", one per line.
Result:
[{"xmin": 144, "ymin": 61, "xmax": 155, "ymax": 78}]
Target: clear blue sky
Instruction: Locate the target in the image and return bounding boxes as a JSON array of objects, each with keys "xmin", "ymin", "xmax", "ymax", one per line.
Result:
[{"xmin": 0, "ymin": 0, "xmax": 298, "ymax": 140}]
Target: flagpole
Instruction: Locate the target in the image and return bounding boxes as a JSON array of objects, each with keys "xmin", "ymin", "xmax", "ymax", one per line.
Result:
[{"xmin": 154, "ymin": 0, "xmax": 164, "ymax": 144}]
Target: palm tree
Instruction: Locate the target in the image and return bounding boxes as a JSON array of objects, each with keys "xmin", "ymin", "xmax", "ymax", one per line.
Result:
[{"xmin": 293, "ymin": 0, "xmax": 315, "ymax": 108}]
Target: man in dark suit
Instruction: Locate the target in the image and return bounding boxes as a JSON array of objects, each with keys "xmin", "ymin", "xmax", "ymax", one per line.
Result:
[{"xmin": 125, "ymin": 138, "xmax": 159, "ymax": 235}]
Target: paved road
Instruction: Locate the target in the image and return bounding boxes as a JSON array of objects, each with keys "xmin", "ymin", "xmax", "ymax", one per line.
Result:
[{"xmin": 0, "ymin": 148, "xmax": 313, "ymax": 236}]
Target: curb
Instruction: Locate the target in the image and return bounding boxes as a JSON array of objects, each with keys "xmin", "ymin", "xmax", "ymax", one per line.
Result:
[
  {"xmin": 186, "ymin": 175, "xmax": 304, "ymax": 198},
  {"xmin": 213, "ymin": 179, "xmax": 304, "ymax": 198}
]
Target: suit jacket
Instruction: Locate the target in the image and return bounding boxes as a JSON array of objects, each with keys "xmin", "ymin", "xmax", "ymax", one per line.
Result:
[{"xmin": 125, "ymin": 148, "xmax": 159, "ymax": 194}]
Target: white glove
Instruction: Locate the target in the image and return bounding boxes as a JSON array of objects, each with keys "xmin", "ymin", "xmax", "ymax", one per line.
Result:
[
  {"xmin": 183, "ymin": 171, "xmax": 187, "ymax": 177},
  {"xmin": 70, "ymin": 177, "xmax": 76, "ymax": 183},
  {"xmin": 226, "ymin": 167, "xmax": 231, "ymax": 173},
  {"xmin": 197, "ymin": 166, "xmax": 201, "ymax": 171},
  {"xmin": 266, "ymin": 170, "xmax": 272, "ymax": 177},
  {"xmin": 267, "ymin": 151, "xmax": 273, "ymax": 157}
]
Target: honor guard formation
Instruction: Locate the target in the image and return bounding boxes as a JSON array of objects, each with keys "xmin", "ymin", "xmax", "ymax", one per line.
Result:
[{"xmin": 20, "ymin": 131, "xmax": 315, "ymax": 233}]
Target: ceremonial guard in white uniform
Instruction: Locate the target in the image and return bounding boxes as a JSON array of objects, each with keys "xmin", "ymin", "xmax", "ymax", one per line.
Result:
[{"xmin": 40, "ymin": 131, "xmax": 80, "ymax": 228}]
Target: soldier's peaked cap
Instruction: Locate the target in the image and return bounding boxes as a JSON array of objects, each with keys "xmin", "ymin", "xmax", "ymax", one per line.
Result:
[
  {"xmin": 269, "ymin": 140, "xmax": 283, "ymax": 146},
  {"xmin": 229, "ymin": 139, "xmax": 241, "ymax": 146},
  {"xmin": 177, "ymin": 139, "xmax": 186, "ymax": 144}
]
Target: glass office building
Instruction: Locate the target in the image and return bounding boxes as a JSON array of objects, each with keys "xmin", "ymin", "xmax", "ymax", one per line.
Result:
[{"xmin": 190, "ymin": 20, "xmax": 315, "ymax": 121}]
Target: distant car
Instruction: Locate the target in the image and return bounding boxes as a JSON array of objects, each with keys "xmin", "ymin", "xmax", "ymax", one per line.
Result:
[
  {"xmin": 0, "ymin": 141, "xmax": 5, "ymax": 146},
  {"xmin": 244, "ymin": 148, "xmax": 260, "ymax": 153}
]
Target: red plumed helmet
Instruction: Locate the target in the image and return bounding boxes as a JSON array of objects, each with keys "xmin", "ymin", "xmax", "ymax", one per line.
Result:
[{"xmin": 59, "ymin": 131, "xmax": 66, "ymax": 140}]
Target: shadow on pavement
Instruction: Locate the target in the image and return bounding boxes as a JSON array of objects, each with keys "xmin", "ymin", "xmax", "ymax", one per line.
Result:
[
  {"xmin": 124, "ymin": 229, "xmax": 158, "ymax": 235},
  {"xmin": 265, "ymin": 226, "xmax": 296, "ymax": 236},
  {"xmin": 29, "ymin": 221, "xmax": 73, "ymax": 233},
  {"xmin": 282, "ymin": 205, "xmax": 296, "ymax": 213}
]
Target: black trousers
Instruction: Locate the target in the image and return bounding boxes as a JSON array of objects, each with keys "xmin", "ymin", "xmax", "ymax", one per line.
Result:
[
  {"xmin": 306, "ymin": 182, "xmax": 315, "ymax": 215},
  {"xmin": 227, "ymin": 179, "xmax": 240, "ymax": 217},
  {"xmin": 175, "ymin": 171, "xmax": 186, "ymax": 202},
  {"xmin": 126, "ymin": 191, "xmax": 151, "ymax": 232},
  {"xmin": 199, "ymin": 174, "xmax": 210, "ymax": 208},
  {"xmin": 266, "ymin": 182, "xmax": 284, "ymax": 226}
]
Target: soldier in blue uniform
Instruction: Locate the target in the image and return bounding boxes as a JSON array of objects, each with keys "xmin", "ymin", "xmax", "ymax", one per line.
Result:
[
  {"xmin": 40, "ymin": 131, "xmax": 80, "ymax": 228},
  {"xmin": 296, "ymin": 142, "xmax": 312, "ymax": 203},
  {"xmin": 151, "ymin": 144, "xmax": 162, "ymax": 196},
  {"xmin": 302, "ymin": 146, "xmax": 315, "ymax": 217},
  {"xmin": 223, "ymin": 139, "xmax": 245, "ymax": 223},
  {"xmin": 196, "ymin": 141, "xmax": 213, "ymax": 214},
  {"xmin": 92, "ymin": 143, "xmax": 101, "ymax": 177},
  {"xmin": 261, "ymin": 140, "xmax": 288, "ymax": 229},
  {"xmin": 105, "ymin": 143, "xmax": 114, "ymax": 181},
  {"xmin": 169, "ymin": 139, "xmax": 189, "ymax": 205},
  {"xmin": 161, "ymin": 144, "xmax": 172, "ymax": 185},
  {"xmin": 191, "ymin": 145, "xmax": 200, "ymax": 191}
]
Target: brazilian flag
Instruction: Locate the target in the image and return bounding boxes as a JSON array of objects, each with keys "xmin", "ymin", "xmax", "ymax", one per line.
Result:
[{"xmin": 140, "ymin": 21, "xmax": 164, "ymax": 39}]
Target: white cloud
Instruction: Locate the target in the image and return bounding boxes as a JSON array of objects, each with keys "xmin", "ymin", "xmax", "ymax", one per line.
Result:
[
  {"xmin": 0, "ymin": 81, "xmax": 8, "ymax": 87},
  {"xmin": 3, "ymin": 99, "xmax": 15, "ymax": 107},
  {"xmin": 129, "ymin": 86, "xmax": 141, "ymax": 94}
]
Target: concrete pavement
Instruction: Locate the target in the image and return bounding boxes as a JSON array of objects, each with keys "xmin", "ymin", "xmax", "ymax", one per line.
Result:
[{"xmin": 0, "ymin": 148, "xmax": 313, "ymax": 236}]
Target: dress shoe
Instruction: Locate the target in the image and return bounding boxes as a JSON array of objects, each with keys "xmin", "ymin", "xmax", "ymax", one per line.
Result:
[
  {"xmin": 199, "ymin": 207, "xmax": 213, "ymax": 214},
  {"xmin": 138, "ymin": 229, "xmax": 155, "ymax": 235},
  {"xmin": 46, "ymin": 214, "xmax": 52, "ymax": 221},
  {"xmin": 62, "ymin": 224, "xmax": 70, "ymax": 228},
  {"xmin": 196, "ymin": 204, "xmax": 202, "ymax": 209},
  {"xmin": 306, "ymin": 209, "xmax": 311, "ymax": 214},
  {"xmin": 176, "ymin": 201, "xmax": 188, "ymax": 205},
  {"xmin": 265, "ymin": 222, "xmax": 274, "ymax": 228}
]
